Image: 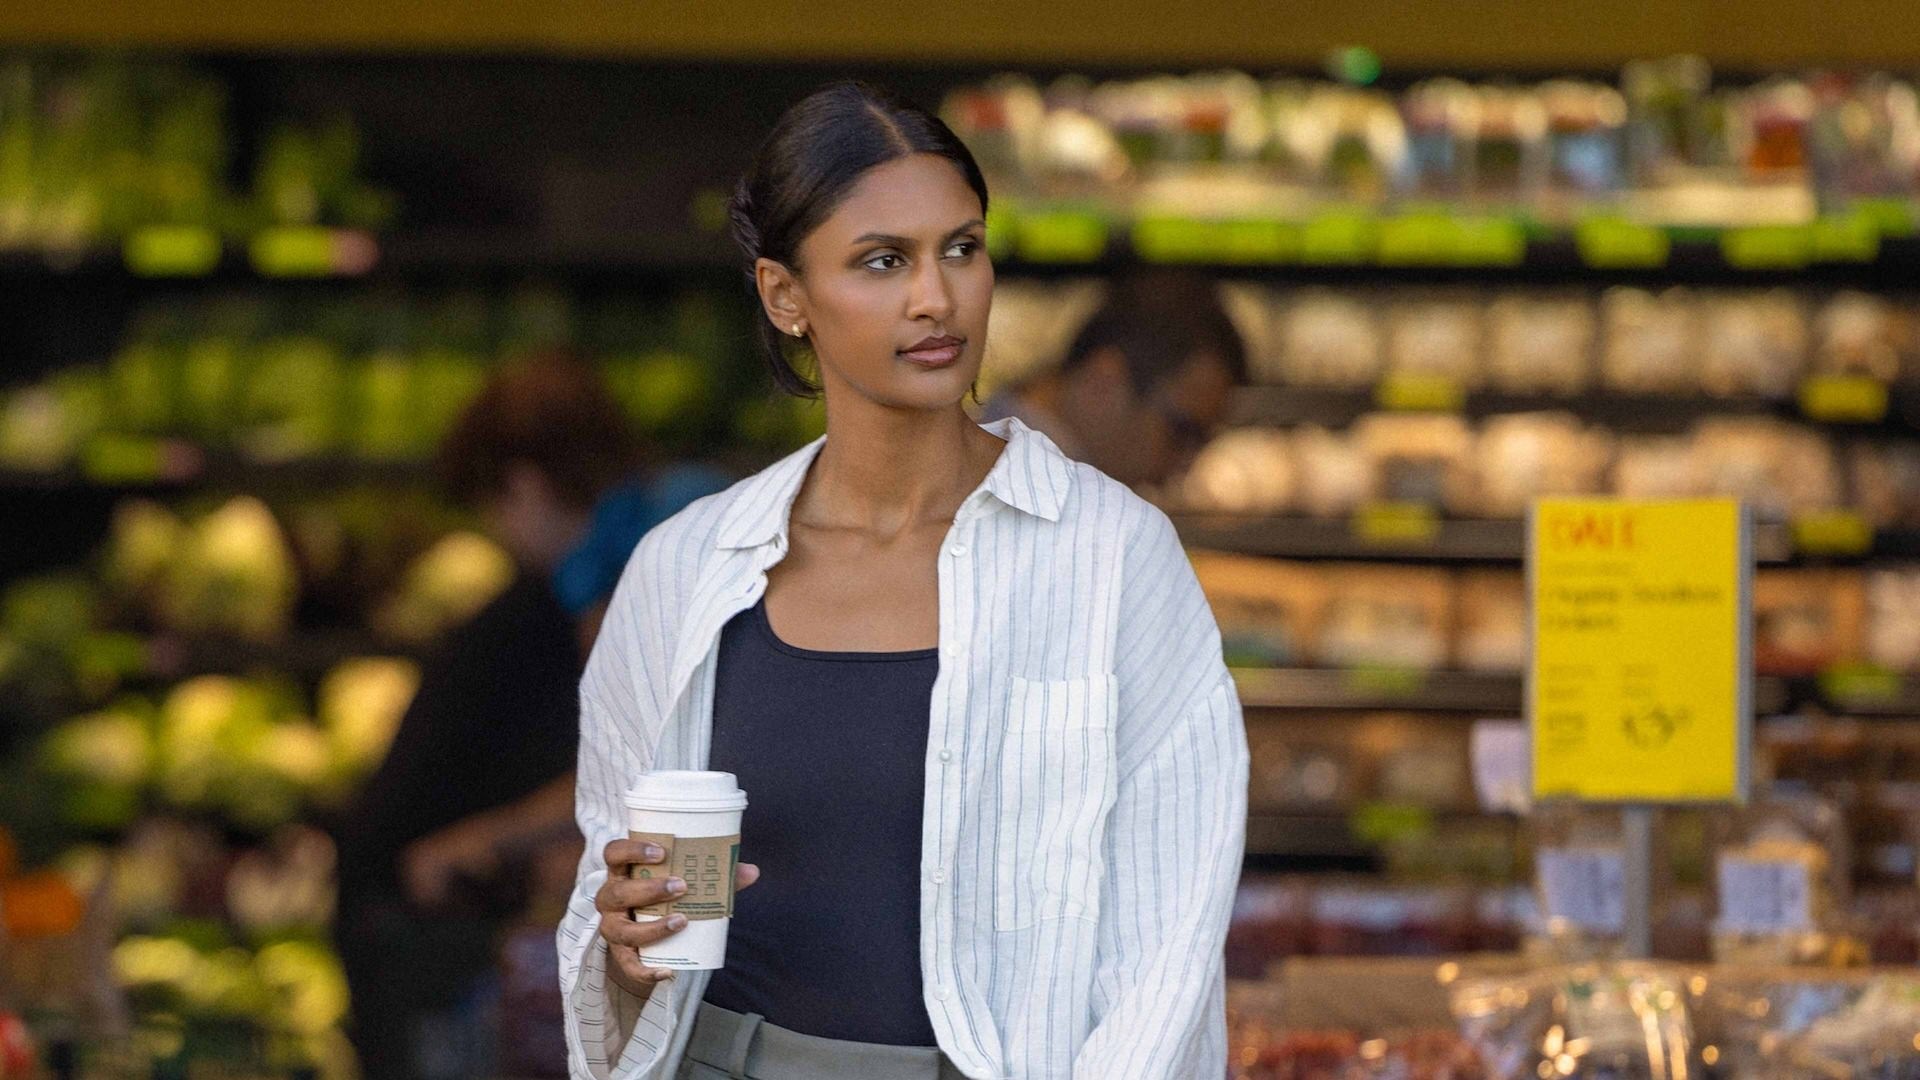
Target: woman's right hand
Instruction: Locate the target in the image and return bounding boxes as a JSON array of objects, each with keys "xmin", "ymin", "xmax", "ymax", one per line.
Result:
[{"xmin": 595, "ymin": 838, "xmax": 761, "ymax": 997}]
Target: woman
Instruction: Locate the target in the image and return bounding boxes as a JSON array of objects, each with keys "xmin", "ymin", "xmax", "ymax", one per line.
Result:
[{"xmin": 557, "ymin": 82, "xmax": 1248, "ymax": 1080}]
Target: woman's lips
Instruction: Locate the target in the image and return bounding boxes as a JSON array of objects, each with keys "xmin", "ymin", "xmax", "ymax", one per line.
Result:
[{"xmin": 899, "ymin": 338, "xmax": 964, "ymax": 367}]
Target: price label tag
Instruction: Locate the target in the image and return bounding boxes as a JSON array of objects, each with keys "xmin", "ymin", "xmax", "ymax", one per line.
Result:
[
  {"xmin": 1720, "ymin": 224, "xmax": 1813, "ymax": 270},
  {"xmin": 1452, "ymin": 216, "xmax": 1527, "ymax": 266},
  {"xmin": 1349, "ymin": 802, "xmax": 1433, "ymax": 845},
  {"xmin": 123, "ymin": 225, "xmax": 222, "ymax": 277},
  {"xmin": 1530, "ymin": 499, "xmax": 1749, "ymax": 802},
  {"xmin": 1352, "ymin": 502, "xmax": 1441, "ymax": 545},
  {"xmin": 1132, "ymin": 215, "xmax": 1222, "ymax": 263},
  {"xmin": 1811, "ymin": 213, "xmax": 1880, "ymax": 263},
  {"xmin": 1217, "ymin": 219, "xmax": 1298, "ymax": 264},
  {"xmin": 1575, "ymin": 217, "xmax": 1670, "ymax": 268},
  {"xmin": 1472, "ymin": 720, "xmax": 1531, "ymax": 813},
  {"xmin": 1851, "ymin": 197, "xmax": 1918, "ymax": 238},
  {"xmin": 1376, "ymin": 210, "xmax": 1458, "ymax": 265},
  {"xmin": 1376, "ymin": 372, "xmax": 1465, "ymax": 412},
  {"xmin": 1799, "ymin": 374, "xmax": 1889, "ymax": 423},
  {"xmin": 1791, "ymin": 510, "xmax": 1874, "ymax": 556},
  {"xmin": 1818, "ymin": 662, "xmax": 1904, "ymax": 707},
  {"xmin": 1015, "ymin": 208, "xmax": 1109, "ymax": 263},
  {"xmin": 78, "ymin": 435, "xmax": 201, "ymax": 484},
  {"xmin": 1298, "ymin": 209, "xmax": 1376, "ymax": 264},
  {"xmin": 1342, "ymin": 665, "xmax": 1429, "ymax": 698},
  {"xmin": 1537, "ymin": 847, "xmax": 1627, "ymax": 933},
  {"xmin": 250, "ymin": 227, "xmax": 379, "ymax": 277},
  {"xmin": 1716, "ymin": 856, "xmax": 1813, "ymax": 933}
]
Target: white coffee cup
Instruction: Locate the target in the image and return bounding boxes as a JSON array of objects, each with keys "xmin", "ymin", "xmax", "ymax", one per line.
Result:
[{"xmin": 622, "ymin": 770, "xmax": 748, "ymax": 970}]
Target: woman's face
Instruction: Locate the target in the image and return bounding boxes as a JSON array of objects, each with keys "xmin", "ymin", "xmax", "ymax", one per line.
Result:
[{"xmin": 769, "ymin": 153, "xmax": 992, "ymax": 412}]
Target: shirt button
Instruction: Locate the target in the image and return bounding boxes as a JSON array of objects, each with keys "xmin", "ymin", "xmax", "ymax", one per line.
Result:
[
  {"xmin": 938, "ymin": 749, "xmax": 953, "ymax": 763},
  {"xmin": 948, "ymin": 544, "xmax": 968, "ymax": 557},
  {"xmin": 935, "ymin": 985, "xmax": 950, "ymax": 1001},
  {"xmin": 931, "ymin": 868, "xmax": 947, "ymax": 883}
]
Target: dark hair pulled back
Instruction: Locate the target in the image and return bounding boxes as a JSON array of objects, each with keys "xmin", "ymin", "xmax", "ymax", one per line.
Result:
[{"xmin": 729, "ymin": 81, "xmax": 990, "ymax": 398}]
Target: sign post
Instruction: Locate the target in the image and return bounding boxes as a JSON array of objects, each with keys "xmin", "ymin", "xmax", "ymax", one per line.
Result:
[{"xmin": 1527, "ymin": 498, "xmax": 1753, "ymax": 957}]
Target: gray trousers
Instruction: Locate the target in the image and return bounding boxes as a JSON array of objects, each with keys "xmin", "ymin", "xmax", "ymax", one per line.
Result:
[{"xmin": 674, "ymin": 1001, "xmax": 972, "ymax": 1080}]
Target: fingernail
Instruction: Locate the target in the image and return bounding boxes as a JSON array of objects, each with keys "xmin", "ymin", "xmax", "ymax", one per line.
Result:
[
  {"xmin": 667, "ymin": 914, "xmax": 688, "ymax": 930},
  {"xmin": 666, "ymin": 877, "xmax": 686, "ymax": 895},
  {"xmin": 642, "ymin": 844, "xmax": 665, "ymax": 861},
  {"xmin": 651, "ymin": 969, "xmax": 675, "ymax": 982}
]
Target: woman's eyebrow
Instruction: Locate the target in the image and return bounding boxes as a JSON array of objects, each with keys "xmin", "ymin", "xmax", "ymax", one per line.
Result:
[{"xmin": 849, "ymin": 220, "xmax": 987, "ymax": 247}]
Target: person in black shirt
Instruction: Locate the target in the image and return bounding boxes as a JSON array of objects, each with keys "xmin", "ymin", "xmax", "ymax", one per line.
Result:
[{"xmin": 332, "ymin": 355, "xmax": 726, "ymax": 1079}]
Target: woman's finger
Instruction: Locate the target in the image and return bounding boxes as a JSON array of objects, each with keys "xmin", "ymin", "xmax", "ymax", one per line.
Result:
[
  {"xmin": 595, "ymin": 872, "xmax": 686, "ymax": 913},
  {"xmin": 600, "ymin": 910, "xmax": 690, "ymax": 950},
  {"xmin": 736, "ymin": 862, "xmax": 761, "ymax": 890},
  {"xmin": 604, "ymin": 837, "xmax": 669, "ymax": 871},
  {"xmin": 608, "ymin": 942, "xmax": 675, "ymax": 988}
]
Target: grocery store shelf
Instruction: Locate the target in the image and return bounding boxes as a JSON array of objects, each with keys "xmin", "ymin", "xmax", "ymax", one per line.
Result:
[
  {"xmin": 10, "ymin": 219, "xmax": 1920, "ymax": 288},
  {"xmin": 1228, "ymin": 383, "xmax": 1920, "ymax": 436},
  {"xmin": 0, "ymin": 455, "xmax": 437, "ymax": 495},
  {"xmin": 1177, "ymin": 512, "xmax": 1823, "ymax": 564},
  {"xmin": 137, "ymin": 630, "xmax": 421, "ymax": 683},
  {"xmin": 1233, "ymin": 666, "xmax": 1793, "ymax": 716},
  {"xmin": 1177, "ymin": 513, "xmax": 1528, "ymax": 563},
  {"xmin": 1235, "ymin": 667, "xmax": 1523, "ymax": 713},
  {"xmin": 992, "ymin": 212, "xmax": 1920, "ymax": 286},
  {"xmin": 1243, "ymin": 812, "xmax": 1381, "ymax": 871}
]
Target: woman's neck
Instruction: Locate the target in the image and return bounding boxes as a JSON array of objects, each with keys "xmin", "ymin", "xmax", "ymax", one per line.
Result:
[{"xmin": 796, "ymin": 399, "xmax": 1002, "ymax": 541}]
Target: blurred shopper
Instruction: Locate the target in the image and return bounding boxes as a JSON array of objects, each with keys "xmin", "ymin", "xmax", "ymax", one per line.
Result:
[
  {"xmin": 560, "ymin": 82, "xmax": 1246, "ymax": 1080},
  {"xmin": 978, "ymin": 270, "xmax": 1246, "ymax": 487},
  {"xmin": 333, "ymin": 354, "xmax": 727, "ymax": 1080}
]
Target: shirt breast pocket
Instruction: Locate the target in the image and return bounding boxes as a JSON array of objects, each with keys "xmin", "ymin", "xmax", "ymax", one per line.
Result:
[{"xmin": 992, "ymin": 672, "xmax": 1118, "ymax": 932}]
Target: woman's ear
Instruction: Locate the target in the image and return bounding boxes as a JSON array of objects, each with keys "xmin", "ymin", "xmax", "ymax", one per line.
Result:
[{"xmin": 755, "ymin": 257, "xmax": 807, "ymax": 338}]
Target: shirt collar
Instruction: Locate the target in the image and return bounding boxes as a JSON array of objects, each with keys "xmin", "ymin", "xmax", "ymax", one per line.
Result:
[{"xmin": 714, "ymin": 414, "xmax": 1076, "ymax": 550}]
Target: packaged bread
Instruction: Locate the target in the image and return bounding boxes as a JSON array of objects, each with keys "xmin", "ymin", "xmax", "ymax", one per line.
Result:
[
  {"xmin": 1698, "ymin": 289, "xmax": 1808, "ymax": 398},
  {"xmin": 1180, "ymin": 427, "xmax": 1296, "ymax": 515},
  {"xmin": 1601, "ymin": 286, "xmax": 1701, "ymax": 393},
  {"xmin": 1611, "ymin": 437, "xmax": 1699, "ymax": 500},
  {"xmin": 1385, "ymin": 294, "xmax": 1485, "ymax": 387},
  {"xmin": 1710, "ymin": 795, "xmax": 1848, "ymax": 966},
  {"xmin": 1688, "ymin": 418, "xmax": 1841, "ymax": 519},
  {"xmin": 1866, "ymin": 569, "xmax": 1920, "ymax": 673},
  {"xmin": 1469, "ymin": 412, "xmax": 1615, "ymax": 517},
  {"xmin": 1352, "ymin": 413, "xmax": 1476, "ymax": 510},
  {"xmin": 1848, "ymin": 441, "xmax": 1920, "ymax": 529},
  {"xmin": 1486, "ymin": 292, "xmax": 1596, "ymax": 395},
  {"xmin": 1814, "ymin": 290, "xmax": 1914, "ymax": 381},
  {"xmin": 1753, "ymin": 569, "xmax": 1866, "ymax": 676},
  {"xmin": 1457, "ymin": 570, "xmax": 1528, "ymax": 673},
  {"xmin": 1292, "ymin": 426, "xmax": 1374, "ymax": 518},
  {"xmin": 1315, "ymin": 565, "xmax": 1453, "ymax": 669},
  {"xmin": 1275, "ymin": 289, "xmax": 1383, "ymax": 387}
]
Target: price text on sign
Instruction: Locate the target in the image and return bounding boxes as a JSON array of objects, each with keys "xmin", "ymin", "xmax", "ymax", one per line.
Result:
[{"xmin": 1529, "ymin": 499, "xmax": 1750, "ymax": 802}]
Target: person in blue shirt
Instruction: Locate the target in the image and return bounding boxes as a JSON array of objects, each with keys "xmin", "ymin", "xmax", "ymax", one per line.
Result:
[{"xmin": 334, "ymin": 353, "xmax": 729, "ymax": 1079}]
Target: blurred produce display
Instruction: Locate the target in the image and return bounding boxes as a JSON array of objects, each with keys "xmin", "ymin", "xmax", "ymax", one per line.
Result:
[
  {"xmin": 0, "ymin": 284, "xmax": 820, "ymax": 480},
  {"xmin": 945, "ymin": 60, "xmax": 1920, "ymax": 269},
  {"xmin": 0, "ymin": 55, "xmax": 394, "ymax": 263}
]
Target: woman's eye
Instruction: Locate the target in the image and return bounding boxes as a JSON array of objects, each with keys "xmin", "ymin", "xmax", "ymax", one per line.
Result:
[
  {"xmin": 863, "ymin": 252, "xmax": 905, "ymax": 271},
  {"xmin": 944, "ymin": 239, "xmax": 980, "ymax": 259}
]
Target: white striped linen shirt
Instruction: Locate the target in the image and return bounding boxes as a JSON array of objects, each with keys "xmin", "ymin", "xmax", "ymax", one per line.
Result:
[{"xmin": 558, "ymin": 414, "xmax": 1249, "ymax": 1080}]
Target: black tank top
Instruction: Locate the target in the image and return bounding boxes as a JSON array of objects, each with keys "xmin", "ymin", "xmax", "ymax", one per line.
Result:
[{"xmin": 701, "ymin": 595, "xmax": 940, "ymax": 1047}]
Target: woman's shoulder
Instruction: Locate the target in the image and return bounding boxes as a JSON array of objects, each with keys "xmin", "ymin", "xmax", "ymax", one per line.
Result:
[{"xmin": 1056, "ymin": 458, "xmax": 1181, "ymax": 552}]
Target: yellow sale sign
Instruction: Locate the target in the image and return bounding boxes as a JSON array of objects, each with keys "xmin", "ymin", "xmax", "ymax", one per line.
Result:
[{"xmin": 1528, "ymin": 499, "xmax": 1751, "ymax": 803}]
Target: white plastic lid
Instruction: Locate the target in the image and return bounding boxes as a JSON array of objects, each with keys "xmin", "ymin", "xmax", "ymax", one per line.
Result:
[{"xmin": 623, "ymin": 770, "xmax": 748, "ymax": 813}]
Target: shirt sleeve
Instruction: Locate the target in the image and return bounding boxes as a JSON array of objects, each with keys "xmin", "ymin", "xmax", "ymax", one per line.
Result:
[
  {"xmin": 557, "ymin": 534, "xmax": 699, "ymax": 1080},
  {"xmin": 1073, "ymin": 508, "xmax": 1250, "ymax": 1079}
]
